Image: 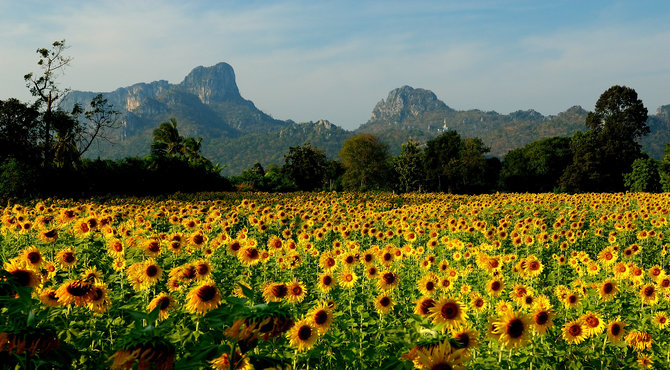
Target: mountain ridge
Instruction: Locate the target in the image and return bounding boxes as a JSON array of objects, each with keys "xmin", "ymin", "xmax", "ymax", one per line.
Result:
[{"xmin": 60, "ymin": 62, "xmax": 670, "ymax": 175}]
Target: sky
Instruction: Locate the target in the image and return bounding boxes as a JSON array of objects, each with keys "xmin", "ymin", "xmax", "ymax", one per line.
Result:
[{"xmin": 1, "ymin": 0, "xmax": 670, "ymax": 130}]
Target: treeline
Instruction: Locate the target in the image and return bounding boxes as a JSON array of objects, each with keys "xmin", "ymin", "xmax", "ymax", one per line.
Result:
[
  {"xmin": 2, "ymin": 40, "xmax": 670, "ymax": 199},
  {"xmin": 230, "ymin": 85, "xmax": 670, "ymax": 194}
]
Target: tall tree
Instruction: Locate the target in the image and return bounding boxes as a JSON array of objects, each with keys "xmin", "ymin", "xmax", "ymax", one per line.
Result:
[
  {"xmin": 339, "ymin": 133, "xmax": 391, "ymax": 191},
  {"xmin": 0, "ymin": 99, "xmax": 41, "ymax": 165},
  {"xmin": 394, "ymin": 139, "xmax": 425, "ymax": 193},
  {"xmin": 24, "ymin": 40, "xmax": 72, "ymax": 167},
  {"xmin": 561, "ymin": 85, "xmax": 649, "ymax": 192},
  {"xmin": 423, "ymin": 131, "xmax": 462, "ymax": 192},
  {"xmin": 281, "ymin": 143, "xmax": 328, "ymax": 191},
  {"xmin": 500, "ymin": 136, "xmax": 572, "ymax": 192}
]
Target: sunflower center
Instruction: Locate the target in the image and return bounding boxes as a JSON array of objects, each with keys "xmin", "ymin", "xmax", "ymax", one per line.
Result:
[
  {"xmin": 67, "ymin": 282, "xmax": 91, "ymax": 297},
  {"xmin": 568, "ymin": 324, "xmax": 582, "ymax": 336},
  {"xmin": 430, "ymin": 363, "xmax": 453, "ymax": 370},
  {"xmin": 230, "ymin": 242, "xmax": 241, "ymax": 251},
  {"xmin": 159, "ymin": 297, "xmax": 171, "ymax": 310},
  {"xmin": 455, "ymin": 333, "xmax": 470, "ymax": 349},
  {"xmin": 245, "ymin": 248, "xmax": 259, "ymax": 259},
  {"xmin": 297, "ymin": 325, "xmax": 312, "ymax": 341},
  {"xmin": 322, "ymin": 275, "xmax": 333, "ymax": 286},
  {"xmin": 291, "ymin": 286, "xmax": 303, "ymax": 296},
  {"xmin": 441, "ymin": 302, "xmax": 459, "ymax": 320},
  {"xmin": 585, "ymin": 316, "xmax": 599, "ymax": 328},
  {"xmin": 380, "ymin": 297, "xmax": 391, "ymax": 307},
  {"xmin": 272, "ymin": 285, "xmax": 288, "ymax": 298},
  {"xmin": 535, "ymin": 311, "xmax": 549, "ymax": 325},
  {"xmin": 420, "ymin": 299, "xmax": 436, "ymax": 315},
  {"xmin": 197, "ymin": 264, "xmax": 209, "ymax": 276},
  {"xmin": 382, "ymin": 273, "xmax": 395, "ymax": 284},
  {"xmin": 644, "ymin": 286, "xmax": 655, "ymax": 297},
  {"xmin": 506, "ymin": 319, "xmax": 525, "ymax": 338},
  {"xmin": 326, "ymin": 258, "xmax": 335, "ymax": 267},
  {"xmin": 603, "ymin": 283, "xmax": 613, "ymax": 294},
  {"xmin": 568, "ymin": 295, "xmax": 577, "ymax": 304},
  {"xmin": 491, "ymin": 281, "xmax": 501, "ymax": 291},
  {"xmin": 148, "ymin": 242, "xmax": 160, "ymax": 253},
  {"xmin": 63, "ymin": 253, "xmax": 75, "ymax": 263},
  {"xmin": 146, "ymin": 265, "xmax": 159, "ymax": 278},
  {"xmin": 27, "ymin": 252, "xmax": 41, "ymax": 264},
  {"xmin": 44, "ymin": 229, "xmax": 57, "ymax": 238},
  {"xmin": 197, "ymin": 285, "xmax": 217, "ymax": 302},
  {"xmin": 193, "ymin": 235, "xmax": 204, "ymax": 245},
  {"xmin": 12, "ymin": 270, "xmax": 32, "ymax": 287},
  {"xmin": 426, "ymin": 282, "xmax": 435, "ymax": 291},
  {"xmin": 314, "ymin": 311, "xmax": 328, "ymax": 325}
]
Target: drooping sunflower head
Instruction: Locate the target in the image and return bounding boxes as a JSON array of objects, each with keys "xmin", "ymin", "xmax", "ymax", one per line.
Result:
[
  {"xmin": 186, "ymin": 280, "xmax": 222, "ymax": 315},
  {"xmin": 262, "ymin": 282, "xmax": 289, "ymax": 303}
]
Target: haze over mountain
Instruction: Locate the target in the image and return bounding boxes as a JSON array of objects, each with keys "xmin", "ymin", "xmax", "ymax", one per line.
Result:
[{"xmin": 61, "ymin": 63, "xmax": 670, "ymax": 175}]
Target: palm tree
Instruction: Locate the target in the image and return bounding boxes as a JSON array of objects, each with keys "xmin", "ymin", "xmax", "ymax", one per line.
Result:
[{"xmin": 151, "ymin": 117, "xmax": 183, "ymax": 158}]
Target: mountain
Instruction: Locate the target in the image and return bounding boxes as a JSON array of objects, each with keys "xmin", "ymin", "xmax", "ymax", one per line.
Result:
[
  {"xmin": 356, "ymin": 86, "xmax": 589, "ymax": 156},
  {"xmin": 61, "ymin": 64, "xmax": 670, "ymax": 176}
]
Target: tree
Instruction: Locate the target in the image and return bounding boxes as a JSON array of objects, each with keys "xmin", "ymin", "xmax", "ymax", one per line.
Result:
[
  {"xmin": 623, "ymin": 157, "xmax": 661, "ymax": 192},
  {"xmin": 0, "ymin": 99, "xmax": 41, "ymax": 165},
  {"xmin": 24, "ymin": 40, "xmax": 72, "ymax": 167},
  {"xmin": 151, "ymin": 117, "xmax": 184, "ymax": 158},
  {"xmin": 339, "ymin": 134, "xmax": 392, "ymax": 191},
  {"xmin": 561, "ymin": 85, "xmax": 649, "ymax": 192},
  {"xmin": 281, "ymin": 143, "xmax": 328, "ymax": 191},
  {"xmin": 423, "ymin": 131, "xmax": 462, "ymax": 193},
  {"xmin": 660, "ymin": 139, "xmax": 670, "ymax": 192},
  {"xmin": 393, "ymin": 139, "xmax": 425, "ymax": 193},
  {"xmin": 458, "ymin": 137, "xmax": 490, "ymax": 193},
  {"xmin": 500, "ymin": 137, "xmax": 572, "ymax": 192}
]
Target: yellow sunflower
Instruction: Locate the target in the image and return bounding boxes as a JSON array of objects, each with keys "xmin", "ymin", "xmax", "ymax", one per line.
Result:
[
  {"xmin": 286, "ymin": 318, "xmax": 318, "ymax": 352},
  {"xmin": 606, "ymin": 318, "xmax": 626, "ymax": 344},
  {"xmin": 562, "ymin": 319, "xmax": 588, "ymax": 345},
  {"xmin": 186, "ymin": 281, "xmax": 222, "ymax": 315},
  {"xmin": 262, "ymin": 282, "xmax": 289, "ymax": 303},
  {"xmin": 428, "ymin": 296, "xmax": 469, "ymax": 330},
  {"xmin": 287, "ymin": 280, "xmax": 307, "ymax": 303},
  {"xmin": 580, "ymin": 311, "xmax": 605, "ymax": 337},
  {"xmin": 493, "ymin": 311, "xmax": 531, "ymax": 348},
  {"xmin": 374, "ymin": 293, "xmax": 394, "ymax": 315},
  {"xmin": 147, "ymin": 292, "xmax": 176, "ymax": 321},
  {"xmin": 307, "ymin": 301, "xmax": 334, "ymax": 334},
  {"xmin": 317, "ymin": 272, "xmax": 335, "ymax": 293}
]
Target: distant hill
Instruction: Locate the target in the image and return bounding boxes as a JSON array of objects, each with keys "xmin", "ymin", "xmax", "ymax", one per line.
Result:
[{"xmin": 61, "ymin": 64, "xmax": 670, "ymax": 175}]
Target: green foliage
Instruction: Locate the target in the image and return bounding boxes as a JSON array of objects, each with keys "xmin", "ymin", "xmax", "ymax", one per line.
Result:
[
  {"xmin": 281, "ymin": 143, "xmax": 328, "ymax": 191},
  {"xmin": 500, "ymin": 136, "xmax": 572, "ymax": 192},
  {"xmin": 561, "ymin": 86, "xmax": 649, "ymax": 192},
  {"xmin": 393, "ymin": 139, "xmax": 426, "ymax": 193},
  {"xmin": 339, "ymin": 134, "xmax": 393, "ymax": 191},
  {"xmin": 623, "ymin": 157, "xmax": 661, "ymax": 192}
]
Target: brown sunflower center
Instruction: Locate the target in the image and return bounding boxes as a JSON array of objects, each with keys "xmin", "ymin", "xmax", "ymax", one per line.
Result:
[
  {"xmin": 12, "ymin": 269, "xmax": 32, "ymax": 287},
  {"xmin": 63, "ymin": 252, "xmax": 75, "ymax": 263},
  {"xmin": 603, "ymin": 283, "xmax": 614, "ymax": 294},
  {"xmin": 644, "ymin": 286, "xmax": 655, "ymax": 297},
  {"xmin": 197, "ymin": 285, "xmax": 217, "ymax": 302},
  {"xmin": 158, "ymin": 297, "xmax": 172, "ymax": 310},
  {"xmin": 420, "ymin": 299, "xmax": 436, "ymax": 315},
  {"xmin": 297, "ymin": 325, "xmax": 312, "ymax": 341},
  {"xmin": 585, "ymin": 316, "xmax": 599, "ymax": 328},
  {"xmin": 67, "ymin": 281, "xmax": 91, "ymax": 297},
  {"xmin": 245, "ymin": 248, "xmax": 259, "ymax": 259},
  {"xmin": 272, "ymin": 284, "xmax": 288, "ymax": 298},
  {"xmin": 430, "ymin": 363, "xmax": 453, "ymax": 370},
  {"xmin": 146, "ymin": 265, "xmax": 159, "ymax": 278},
  {"xmin": 440, "ymin": 302, "xmax": 459, "ymax": 320},
  {"xmin": 568, "ymin": 324, "xmax": 582, "ymax": 336},
  {"xmin": 379, "ymin": 296, "xmax": 391, "ymax": 307},
  {"xmin": 535, "ymin": 311, "xmax": 549, "ymax": 325},
  {"xmin": 291, "ymin": 286, "xmax": 303, "ymax": 296},
  {"xmin": 322, "ymin": 275, "xmax": 333, "ymax": 286},
  {"xmin": 506, "ymin": 319, "xmax": 525, "ymax": 338},
  {"xmin": 27, "ymin": 251, "xmax": 41, "ymax": 264},
  {"xmin": 491, "ymin": 281, "xmax": 501, "ymax": 291},
  {"xmin": 314, "ymin": 311, "xmax": 328, "ymax": 325}
]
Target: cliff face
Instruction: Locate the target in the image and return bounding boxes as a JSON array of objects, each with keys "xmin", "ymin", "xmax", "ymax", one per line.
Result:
[{"xmin": 370, "ymin": 85, "xmax": 452, "ymax": 122}]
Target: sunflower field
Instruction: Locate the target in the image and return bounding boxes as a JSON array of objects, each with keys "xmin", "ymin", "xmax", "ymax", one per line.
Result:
[{"xmin": 1, "ymin": 192, "xmax": 669, "ymax": 369}]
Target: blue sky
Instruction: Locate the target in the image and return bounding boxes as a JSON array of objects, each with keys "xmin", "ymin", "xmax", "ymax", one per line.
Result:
[{"xmin": 2, "ymin": 1, "xmax": 669, "ymax": 130}]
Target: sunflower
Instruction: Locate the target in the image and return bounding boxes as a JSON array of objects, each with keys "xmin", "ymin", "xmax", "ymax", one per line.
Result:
[
  {"xmin": 451, "ymin": 326, "xmax": 479, "ymax": 352},
  {"xmin": 637, "ymin": 353, "xmax": 654, "ymax": 369},
  {"xmin": 365, "ymin": 265, "xmax": 379, "ymax": 279},
  {"xmin": 37, "ymin": 228, "xmax": 59, "ymax": 243},
  {"xmin": 186, "ymin": 280, "xmax": 222, "ymax": 315},
  {"xmin": 55, "ymin": 279, "xmax": 93, "ymax": 307},
  {"xmin": 606, "ymin": 318, "xmax": 626, "ymax": 344},
  {"xmin": 55, "ymin": 247, "xmax": 77, "ymax": 269},
  {"xmin": 147, "ymin": 292, "xmax": 176, "ymax": 321},
  {"xmin": 413, "ymin": 339, "xmax": 469, "ymax": 370},
  {"xmin": 307, "ymin": 301, "xmax": 333, "ymax": 334},
  {"xmin": 107, "ymin": 238, "xmax": 125, "ymax": 258},
  {"xmin": 338, "ymin": 270, "xmax": 358, "ymax": 289},
  {"xmin": 81, "ymin": 266, "xmax": 104, "ymax": 284},
  {"xmin": 209, "ymin": 350, "xmax": 253, "ymax": 370},
  {"xmin": 428, "ymin": 296, "xmax": 469, "ymax": 330},
  {"xmin": 612, "ymin": 261, "xmax": 629, "ymax": 280},
  {"xmin": 286, "ymin": 318, "xmax": 318, "ymax": 352},
  {"xmin": 20, "ymin": 246, "xmax": 44, "ymax": 270},
  {"xmin": 580, "ymin": 311, "xmax": 605, "ymax": 337},
  {"xmin": 4, "ymin": 260, "xmax": 41, "ymax": 288},
  {"xmin": 263, "ymin": 282, "xmax": 289, "ymax": 303},
  {"xmin": 38, "ymin": 288, "xmax": 60, "ymax": 307},
  {"xmin": 287, "ymin": 280, "xmax": 307, "ymax": 303},
  {"xmin": 653, "ymin": 311, "xmax": 669, "ymax": 329},
  {"xmin": 493, "ymin": 311, "xmax": 531, "ymax": 348},
  {"xmin": 112, "ymin": 258, "xmax": 126, "ymax": 272},
  {"xmin": 563, "ymin": 291, "xmax": 581, "ymax": 309},
  {"xmin": 317, "ymin": 272, "xmax": 335, "ymax": 293},
  {"xmin": 598, "ymin": 279, "xmax": 618, "ymax": 301},
  {"xmin": 417, "ymin": 273, "xmax": 439, "ymax": 296},
  {"xmin": 531, "ymin": 307, "xmax": 554, "ymax": 335},
  {"xmin": 639, "ymin": 284, "xmax": 658, "ymax": 305},
  {"xmin": 193, "ymin": 259, "xmax": 213, "ymax": 281},
  {"xmin": 377, "ymin": 270, "xmax": 399, "ymax": 291},
  {"xmin": 485, "ymin": 278, "xmax": 504, "ymax": 297},
  {"xmin": 562, "ymin": 319, "xmax": 588, "ymax": 345},
  {"xmin": 469, "ymin": 293, "xmax": 487, "ymax": 313},
  {"xmin": 87, "ymin": 283, "xmax": 111, "ymax": 314},
  {"xmin": 625, "ymin": 331, "xmax": 653, "ymax": 352},
  {"xmin": 374, "ymin": 293, "xmax": 394, "ymax": 315},
  {"xmin": 238, "ymin": 246, "xmax": 261, "ymax": 267},
  {"xmin": 414, "ymin": 297, "xmax": 437, "ymax": 318}
]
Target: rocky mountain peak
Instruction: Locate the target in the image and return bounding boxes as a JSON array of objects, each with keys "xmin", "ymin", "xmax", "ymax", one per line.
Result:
[
  {"xmin": 370, "ymin": 85, "xmax": 451, "ymax": 122},
  {"xmin": 179, "ymin": 62, "xmax": 242, "ymax": 104}
]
